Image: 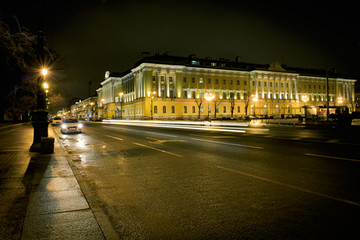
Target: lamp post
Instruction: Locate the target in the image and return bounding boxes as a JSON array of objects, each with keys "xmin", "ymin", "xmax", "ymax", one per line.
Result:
[
  {"xmin": 252, "ymin": 94, "xmax": 258, "ymax": 117},
  {"xmin": 204, "ymin": 92, "xmax": 215, "ymax": 120},
  {"xmin": 119, "ymin": 92, "xmax": 124, "ymax": 119},
  {"xmin": 43, "ymin": 81, "xmax": 49, "ymax": 110},
  {"xmin": 337, "ymin": 97, "xmax": 343, "ymax": 105},
  {"xmin": 301, "ymin": 95, "xmax": 308, "ymax": 119},
  {"xmin": 151, "ymin": 90, "xmax": 156, "ymax": 120},
  {"xmin": 30, "ymin": 67, "xmax": 49, "ymax": 152}
]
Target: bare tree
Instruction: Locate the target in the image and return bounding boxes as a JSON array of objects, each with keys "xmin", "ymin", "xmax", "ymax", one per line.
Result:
[
  {"xmin": 244, "ymin": 92, "xmax": 250, "ymax": 117},
  {"xmin": 194, "ymin": 94, "xmax": 205, "ymax": 120},
  {"xmin": 229, "ymin": 93, "xmax": 235, "ymax": 118}
]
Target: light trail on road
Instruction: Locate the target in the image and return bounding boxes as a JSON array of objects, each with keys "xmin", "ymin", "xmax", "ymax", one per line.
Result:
[{"xmin": 101, "ymin": 119, "xmax": 269, "ymax": 134}]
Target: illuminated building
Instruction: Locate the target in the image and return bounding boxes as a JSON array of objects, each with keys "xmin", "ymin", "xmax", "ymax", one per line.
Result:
[
  {"xmin": 96, "ymin": 54, "xmax": 356, "ymax": 120},
  {"xmin": 70, "ymin": 97, "xmax": 98, "ymax": 119}
]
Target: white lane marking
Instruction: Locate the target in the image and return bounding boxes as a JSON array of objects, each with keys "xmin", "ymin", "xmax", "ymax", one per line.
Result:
[
  {"xmin": 190, "ymin": 138, "xmax": 263, "ymax": 150},
  {"xmin": 105, "ymin": 135, "xmax": 124, "ymax": 141},
  {"xmin": 304, "ymin": 153, "xmax": 360, "ymax": 163},
  {"xmin": 216, "ymin": 166, "xmax": 360, "ymax": 207},
  {"xmin": 145, "ymin": 131, "xmax": 178, "ymax": 138},
  {"xmin": 133, "ymin": 142, "xmax": 183, "ymax": 158}
]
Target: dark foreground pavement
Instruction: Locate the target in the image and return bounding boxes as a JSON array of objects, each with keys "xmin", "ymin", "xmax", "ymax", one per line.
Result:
[
  {"xmin": 1, "ymin": 122, "xmax": 360, "ymax": 239},
  {"xmin": 0, "ymin": 123, "xmax": 109, "ymax": 240}
]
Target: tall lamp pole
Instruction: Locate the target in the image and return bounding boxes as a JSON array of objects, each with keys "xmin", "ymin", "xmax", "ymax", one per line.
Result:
[
  {"xmin": 204, "ymin": 92, "xmax": 215, "ymax": 120},
  {"xmin": 252, "ymin": 94, "xmax": 258, "ymax": 117},
  {"xmin": 30, "ymin": 0, "xmax": 50, "ymax": 152},
  {"xmin": 30, "ymin": 67, "xmax": 49, "ymax": 152}
]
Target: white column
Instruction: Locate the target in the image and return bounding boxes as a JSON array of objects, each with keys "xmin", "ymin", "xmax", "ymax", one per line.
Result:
[
  {"xmin": 278, "ymin": 77, "xmax": 281, "ymax": 99},
  {"xmin": 158, "ymin": 71, "xmax": 161, "ymax": 97},
  {"xmin": 261, "ymin": 76, "xmax": 264, "ymax": 99},
  {"xmin": 173, "ymin": 72, "xmax": 177, "ymax": 97},
  {"xmin": 294, "ymin": 78, "xmax": 298, "ymax": 100},
  {"xmin": 166, "ymin": 71, "xmax": 170, "ymax": 97}
]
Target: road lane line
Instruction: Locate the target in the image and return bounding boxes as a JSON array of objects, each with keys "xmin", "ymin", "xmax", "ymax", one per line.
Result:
[
  {"xmin": 304, "ymin": 153, "xmax": 360, "ymax": 163},
  {"xmin": 190, "ymin": 138, "xmax": 263, "ymax": 150},
  {"xmin": 216, "ymin": 166, "xmax": 360, "ymax": 207},
  {"xmin": 133, "ymin": 142, "xmax": 183, "ymax": 158},
  {"xmin": 105, "ymin": 135, "xmax": 124, "ymax": 141},
  {"xmin": 145, "ymin": 131, "xmax": 178, "ymax": 138}
]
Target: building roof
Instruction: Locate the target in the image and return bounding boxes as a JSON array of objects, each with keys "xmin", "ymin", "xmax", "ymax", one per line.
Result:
[
  {"xmin": 104, "ymin": 53, "xmax": 355, "ymax": 80},
  {"xmin": 131, "ymin": 53, "xmax": 355, "ymax": 80}
]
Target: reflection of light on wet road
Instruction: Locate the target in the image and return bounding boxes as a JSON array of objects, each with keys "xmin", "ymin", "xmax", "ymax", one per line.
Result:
[{"xmin": 76, "ymin": 137, "xmax": 88, "ymax": 149}]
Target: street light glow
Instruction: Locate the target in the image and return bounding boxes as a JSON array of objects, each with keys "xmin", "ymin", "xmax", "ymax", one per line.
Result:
[
  {"xmin": 41, "ymin": 68, "xmax": 48, "ymax": 76},
  {"xmin": 252, "ymin": 94, "xmax": 258, "ymax": 102},
  {"xmin": 204, "ymin": 92, "xmax": 215, "ymax": 101},
  {"xmin": 43, "ymin": 82, "xmax": 49, "ymax": 89},
  {"xmin": 301, "ymin": 95, "xmax": 308, "ymax": 103}
]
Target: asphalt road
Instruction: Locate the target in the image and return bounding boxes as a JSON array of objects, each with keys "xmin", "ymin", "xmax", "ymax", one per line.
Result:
[{"xmin": 54, "ymin": 122, "xmax": 360, "ymax": 239}]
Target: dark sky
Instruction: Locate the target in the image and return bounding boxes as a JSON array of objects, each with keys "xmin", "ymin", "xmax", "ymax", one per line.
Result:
[{"xmin": 3, "ymin": 0, "xmax": 360, "ymax": 101}]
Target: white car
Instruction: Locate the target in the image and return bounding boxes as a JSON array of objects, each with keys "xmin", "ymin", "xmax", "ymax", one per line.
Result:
[
  {"xmin": 61, "ymin": 119, "xmax": 83, "ymax": 134},
  {"xmin": 52, "ymin": 117, "xmax": 62, "ymax": 126}
]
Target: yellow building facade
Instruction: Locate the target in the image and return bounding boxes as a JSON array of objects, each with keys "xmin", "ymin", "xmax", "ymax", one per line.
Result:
[{"xmin": 97, "ymin": 55, "xmax": 356, "ymax": 120}]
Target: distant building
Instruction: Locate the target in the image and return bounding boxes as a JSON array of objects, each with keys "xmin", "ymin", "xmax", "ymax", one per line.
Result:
[
  {"xmin": 70, "ymin": 96, "xmax": 98, "ymax": 119},
  {"xmin": 96, "ymin": 54, "xmax": 356, "ymax": 120}
]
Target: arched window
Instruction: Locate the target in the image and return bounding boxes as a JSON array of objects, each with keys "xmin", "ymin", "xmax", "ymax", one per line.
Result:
[
  {"xmin": 172, "ymin": 106, "xmax": 175, "ymax": 113},
  {"xmin": 154, "ymin": 105, "xmax": 157, "ymax": 114},
  {"xmin": 223, "ymin": 106, "xmax": 226, "ymax": 113},
  {"xmin": 184, "ymin": 106, "xmax": 187, "ymax": 113},
  {"xmin": 237, "ymin": 106, "xmax": 240, "ymax": 113},
  {"xmin": 192, "ymin": 106, "xmax": 196, "ymax": 113},
  {"xmin": 163, "ymin": 106, "xmax": 166, "ymax": 113},
  {"xmin": 276, "ymin": 105, "xmax": 280, "ymax": 114}
]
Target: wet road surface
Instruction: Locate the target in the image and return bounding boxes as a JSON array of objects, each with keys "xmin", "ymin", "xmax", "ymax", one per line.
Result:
[{"xmin": 54, "ymin": 122, "xmax": 360, "ymax": 239}]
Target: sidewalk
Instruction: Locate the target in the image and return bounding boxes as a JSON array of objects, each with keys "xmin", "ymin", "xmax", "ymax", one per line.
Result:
[{"xmin": 0, "ymin": 123, "xmax": 104, "ymax": 239}]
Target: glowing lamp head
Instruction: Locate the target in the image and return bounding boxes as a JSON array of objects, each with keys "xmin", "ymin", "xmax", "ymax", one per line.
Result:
[
  {"xmin": 41, "ymin": 68, "xmax": 48, "ymax": 76},
  {"xmin": 43, "ymin": 82, "xmax": 49, "ymax": 89},
  {"xmin": 204, "ymin": 92, "xmax": 215, "ymax": 101}
]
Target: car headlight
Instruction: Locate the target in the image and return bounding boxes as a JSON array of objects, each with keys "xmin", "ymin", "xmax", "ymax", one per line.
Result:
[
  {"xmin": 61, "ymin": 124, "xmax": 67, "ymax": 129},
  {"xmin": 78, "ymin": 123, "xmax": 83, "ymax": 128}
]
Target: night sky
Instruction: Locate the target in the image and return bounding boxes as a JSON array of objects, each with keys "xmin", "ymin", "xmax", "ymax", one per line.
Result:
[{"xmin": 2, "ymin": 0, "xmax": 360, "ymax": 102}]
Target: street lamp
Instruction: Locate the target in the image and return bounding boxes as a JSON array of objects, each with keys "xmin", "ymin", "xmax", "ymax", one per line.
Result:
[
  {"xmin": 119, "ymin": 92, "xmax": 124, "ymax": 119},
  {"xmin": 151, "ymin": 90, "xmax": 157, "ymax": 120},
  {"xmin": 252, "ymin": 94, "xmax": 258, "ymax": 117},
  {"xmin": 204, "ymin": 92, "xmax": 215, "ymax": 119},
  {"xmin": 42, "ymin": 68, "xmax": 48, "ymax": 77},
  {"xmin": 337, "ymin": 97, "xmax": 343, "ymax": 104},
  {"xmin": 301, "ymin": 95, "xmax": 308, "ymax": 119},
  {"xmin": 30, "ymin": 67, "xmax": 50, "ymax": 152}
]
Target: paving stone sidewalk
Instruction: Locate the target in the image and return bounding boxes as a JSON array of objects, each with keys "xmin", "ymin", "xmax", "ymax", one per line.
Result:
[{"xmin": 0, "ymin": 123, "xmax": 104, "ymax": 239}]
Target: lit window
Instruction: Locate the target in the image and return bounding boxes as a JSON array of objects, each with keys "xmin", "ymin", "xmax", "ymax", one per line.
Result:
[
  {"xmin": 199, "ymin": 78, "xmax": 203, "ymax": 84},
  {"xmin": 191, "ymin": 60, "xmax": 200, "ymax": 65}
]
